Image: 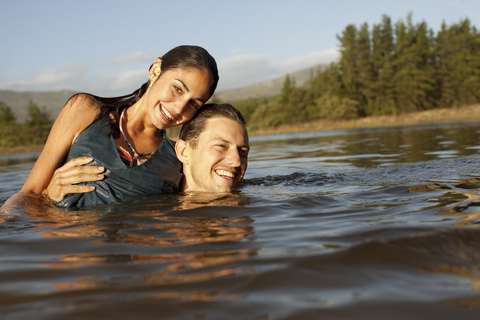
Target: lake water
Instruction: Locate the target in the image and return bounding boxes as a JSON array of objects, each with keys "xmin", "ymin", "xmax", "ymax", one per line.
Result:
[{"xmin": 2, "ymin": 122, "xmax": 480, "ymax": 319}]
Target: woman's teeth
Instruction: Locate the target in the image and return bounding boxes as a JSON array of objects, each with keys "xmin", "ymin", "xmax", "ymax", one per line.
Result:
[{"xmin": 161, "ymin": 106, "xmax": 175, "ymax": 121}]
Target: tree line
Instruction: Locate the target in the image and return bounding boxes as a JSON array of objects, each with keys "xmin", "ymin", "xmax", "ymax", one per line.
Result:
[
  {"xmin": 0, "ymin": 100, "xmax": 52, "ymax": 148},
  {"xmin": 230, "ymin": 14, "xmax": 480, "ymax": 130},
  {"xmin": 2, "ymin": 14, "xmax": 479, "ymax": 149}
]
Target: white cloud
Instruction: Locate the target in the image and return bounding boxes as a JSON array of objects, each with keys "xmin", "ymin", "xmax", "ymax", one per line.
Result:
[
  {"xmin": 217, "ymin": 54, "xmax": 282, "ymax": 90},
  {"xmin": 110, "ymin": 68, "xmax": 148, "ymax": 93},
  {"xmin": 0, "ymin": 48, "xmax": 341, "ymax": 94},
  {"xmin": 217, "ymin": 48, "xmax": 340, "ymax": 90},
  {"xmin": 278, "ymin": 49, "xmax": 340, "ymax": 73},
  {"xmin": 0, "ymin": 62, "xmax": 147, "ymax": 96},
  {"xmin": 1, "ymin": 63, "xmax": 87, "ymax": 91}
]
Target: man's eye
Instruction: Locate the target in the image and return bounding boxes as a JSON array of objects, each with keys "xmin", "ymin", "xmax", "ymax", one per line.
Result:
[{"xmin": 240, "ymin": 148, "xmax": 249, "ymax": 156}]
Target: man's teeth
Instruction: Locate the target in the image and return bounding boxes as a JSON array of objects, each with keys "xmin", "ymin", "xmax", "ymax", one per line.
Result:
[
  {"xmin": 216, "ymin": 170, "xmax": 235, "ymax": 179},
  {"xmin": 162, "ymin": 106, "xmax": 175, "ymax": 121}
]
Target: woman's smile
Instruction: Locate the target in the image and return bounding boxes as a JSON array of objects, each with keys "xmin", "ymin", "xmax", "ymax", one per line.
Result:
[{"xmin": 160, "ymin": 104, "xmax": 176, "ymax": 122}]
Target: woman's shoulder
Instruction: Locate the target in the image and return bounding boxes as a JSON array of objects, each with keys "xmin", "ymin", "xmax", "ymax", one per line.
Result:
[
  {"xmin": 53, "ymin": 93, "xmax": 104, "ymax": 136},
  {"xmin": 65, "ymin": 93, "xmax": 103, "ymax": 115}
]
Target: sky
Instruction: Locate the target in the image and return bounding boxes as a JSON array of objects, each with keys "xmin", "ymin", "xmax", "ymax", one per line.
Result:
[{"xmin": 0, "ymin": 0, "xmax": 479, "ymax": 96}]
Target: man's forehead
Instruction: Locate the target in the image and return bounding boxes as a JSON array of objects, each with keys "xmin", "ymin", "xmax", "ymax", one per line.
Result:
[{"xmin": 201, "ymin": 117, "xmax": 249, "ymax": 145}]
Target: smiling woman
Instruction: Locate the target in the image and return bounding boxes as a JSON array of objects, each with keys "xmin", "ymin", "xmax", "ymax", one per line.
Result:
[{"xmin": 0, "ymin": 45, "xmax": 219, "ymax": 210}]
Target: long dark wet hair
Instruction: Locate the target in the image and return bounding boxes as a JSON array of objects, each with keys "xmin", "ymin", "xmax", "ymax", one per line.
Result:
[{"xmin": 91, "ymin": 45, "xmax": 219, "ymax": 138}]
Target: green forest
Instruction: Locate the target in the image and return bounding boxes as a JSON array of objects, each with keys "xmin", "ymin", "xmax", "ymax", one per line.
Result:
[
  {"xmin": 0, "ymin": 100, "xmax": 52, "ymax": 148},
  {"xmin": 227, "ymin": 14, "xmax": 480, "ymax": 130},
  {"xmin": 1, "ymin": 14, "xmax": 479, "ymax": 149}
]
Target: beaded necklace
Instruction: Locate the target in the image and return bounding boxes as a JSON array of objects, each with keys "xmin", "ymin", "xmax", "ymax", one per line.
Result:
[{"xmin": 117, "ymin": 109, "xmax": 155, "ymax": 167}]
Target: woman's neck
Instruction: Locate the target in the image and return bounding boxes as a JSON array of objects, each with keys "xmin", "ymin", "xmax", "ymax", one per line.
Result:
[{"xmin": 120, "ymin": 100, "xmax": 164, "ymax": 153}]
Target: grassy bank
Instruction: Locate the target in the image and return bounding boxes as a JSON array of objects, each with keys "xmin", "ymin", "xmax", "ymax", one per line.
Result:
[
  {"xmin": 1, "ymin": 104, "xmax": 480, "ymax": 155},
  {"xmin": 0, "ymin": 145, "xmax": 44, "ymax": 155},
  {"xmin": 249, "ymin": 104, "xmax": 480, "ymax": 135}
]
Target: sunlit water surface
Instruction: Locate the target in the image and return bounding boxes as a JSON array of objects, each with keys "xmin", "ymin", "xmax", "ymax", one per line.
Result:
[{"xmin": 2, "ymin": 122, "xmax": 480, "ymax": 319}]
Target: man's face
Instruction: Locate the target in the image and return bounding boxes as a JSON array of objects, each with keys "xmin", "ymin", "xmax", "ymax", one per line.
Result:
[{"xmin": 176, "ymin": 117, "xmax": 249, "ymax": 192}]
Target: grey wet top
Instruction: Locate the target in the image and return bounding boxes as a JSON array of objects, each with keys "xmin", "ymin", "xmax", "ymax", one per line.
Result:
[{"xmin": 56, "ymin": 114, "xmax": 182, "ymax": 208}]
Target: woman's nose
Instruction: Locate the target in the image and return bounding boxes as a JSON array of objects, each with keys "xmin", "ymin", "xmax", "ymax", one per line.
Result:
[{"xmin": 173, "ymin": 98, "xmax": 190, "ymax": 114}]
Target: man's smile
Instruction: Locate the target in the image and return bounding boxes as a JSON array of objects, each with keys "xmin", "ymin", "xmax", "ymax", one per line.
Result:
[{"xmin": 215, "ymin": 169, "xmax": 237, "ymax": 180}]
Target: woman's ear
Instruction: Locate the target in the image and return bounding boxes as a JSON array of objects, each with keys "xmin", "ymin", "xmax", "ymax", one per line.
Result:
[
  {"xmin": 148, "ymin": 57, "xmax": 162, "ymax": 83},
  {"xmin": 175, "ymin": 139, "xmax": 190, "ymax": 165}
]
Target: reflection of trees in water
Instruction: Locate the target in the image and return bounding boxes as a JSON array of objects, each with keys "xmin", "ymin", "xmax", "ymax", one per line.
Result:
[
  {"xmin": 410, "ymin": 177, "xmax": 480, "ymax": 305},
  {"xmin": 174, "ymin": 191, "xmax": 250, "ymax": 210},
  {"xmin": 0, "ymin": 191, "xmax": 108, "ymax": 232},
  {"xmin": 1, "ymin": 191, "xmax": 256, "ymax": 302},
  {"xmin": 419, "ymin": 237, "xmax": 480, "ymax": 309},
  {"xmin": 90, "ymin": 214, "xmax": 254, "ymax": 247},
  {"xmin": 409, "ymin": 177, "xmax": 480, "ymax": 229},
  {"xmin": 438, "ymin": 190, "xmax": 480, "ymax": 228},
  {"xmin": 48, "ymin": 247, "xmax": 256, "ymax": 301}
]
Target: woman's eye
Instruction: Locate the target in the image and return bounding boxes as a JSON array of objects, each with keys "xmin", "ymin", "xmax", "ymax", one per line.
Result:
[
  {"xmin": 174, "ymin": 86, "xmax": 182, "ymax": 94},
  {"xmin": 190, "ymin": 101, "xmax": 199, "ymax": 109}
]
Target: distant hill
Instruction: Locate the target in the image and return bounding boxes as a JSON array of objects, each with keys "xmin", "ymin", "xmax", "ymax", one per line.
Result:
[
  {"xmin": 215, "ymin": 64, "xmax": 324, "ymax": 102},
  {"xmin": 0, "ymin": 64, "xmax": 324, "ymax": 122},
  {"xmin": 0, "ymin": 89, "xmax": 76, "ymax": 122}
]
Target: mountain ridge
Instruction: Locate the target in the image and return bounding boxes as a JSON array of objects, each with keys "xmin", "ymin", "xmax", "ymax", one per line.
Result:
[{"xmin": 0, "ymin": 64, "xmax": 324, "ymax": 122}]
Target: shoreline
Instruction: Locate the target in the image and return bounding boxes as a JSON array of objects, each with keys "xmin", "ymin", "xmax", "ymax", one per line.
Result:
[
  {"xmin": 249, "ymin": 103, "xmax": 480, "ymax": 135},
  {"xmin": 2, "ymin": 104, "xmax": 480, "ymax": 155},
  {"xmin": 0, "ymin": 145, "xmax": 44, "ymax": 156}
]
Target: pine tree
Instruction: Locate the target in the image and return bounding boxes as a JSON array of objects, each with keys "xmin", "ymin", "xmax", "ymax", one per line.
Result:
[
  {"xmin": 0, "ymin": 101, "xmax": 16, "ymax": 126},
  {"xmin": 394, "ymin": 14, "xmax": 436, "ymax": 112},
  {"xmin": 371, "ymin": 15, "xmax": 396, "ymax": 115},
  {"xmin": 338, "ymin": 25, "xmax": 363, "ymax": 109},
  {"xmin": 356, "ymin": 22, "xmax": 374, "ymax": 115},
  {"xmin": 26, "ymin": 100, "xmax": 51, "ymax": 126},
  {"xmin": 25, "ymin": 100, "xmax": 52, "ymax": 145},
  {"xmin": 280, "ymin": 74, "xmax": 293, "ymax": 105},
  {"xmin": 435, "ymin": 18, "xmax": 480, "ymax": 107},
  {"xmin": 435, "ymin": 21, "xmax": 456, "ymax": 107}
]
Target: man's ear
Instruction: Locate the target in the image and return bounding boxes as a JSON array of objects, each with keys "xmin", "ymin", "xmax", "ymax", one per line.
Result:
[
  {"xmin": 175, "ymin": 139, "xmax": 190, "ymax": 165},
  {"xmin": 148, "ymin": 57, "xmax": 162, "ymax": 83}
]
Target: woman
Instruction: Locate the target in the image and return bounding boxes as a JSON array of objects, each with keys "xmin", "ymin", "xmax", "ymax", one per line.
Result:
[{"xmin": 6, "ymin": 45, "xmax": 219, "ymax": 208}]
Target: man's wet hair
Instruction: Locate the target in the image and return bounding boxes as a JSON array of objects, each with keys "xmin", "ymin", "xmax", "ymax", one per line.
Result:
[{"xmin": 178, "ymin": 103, "xmax": 246, "ymax": 149}]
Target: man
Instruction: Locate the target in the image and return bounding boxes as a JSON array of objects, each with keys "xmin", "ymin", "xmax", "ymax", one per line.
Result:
[{"xmin": 175, "ymin": 103, "xmax": 250, "ymax": 193}]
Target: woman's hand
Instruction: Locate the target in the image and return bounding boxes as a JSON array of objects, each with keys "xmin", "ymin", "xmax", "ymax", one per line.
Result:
[{"xmin": 43, "ymin": 157, "xmax": 105, "ymax": 202}]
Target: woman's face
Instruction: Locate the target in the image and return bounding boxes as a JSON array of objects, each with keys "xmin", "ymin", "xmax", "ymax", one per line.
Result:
[{"xmin": 146, "ymin": 67, "xmax": 212, "ymax": 130}]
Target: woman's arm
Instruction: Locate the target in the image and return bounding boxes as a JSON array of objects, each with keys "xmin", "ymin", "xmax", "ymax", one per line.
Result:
[{"xmin": 21, "ymin": 93, "xmax": 104, "ymax": 200}]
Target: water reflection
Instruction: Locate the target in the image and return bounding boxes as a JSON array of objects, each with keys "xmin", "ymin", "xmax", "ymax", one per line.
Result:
[
  {"xmin": 408, "ymin": 176, "xmax": 480, "ymax": 306},
  {"xmin": 417, "ymin": 227, "xmax": 480, "ymax": 308},
  {"xmin": 250, "ymin": 122, "xmax": 480, "ymax": 168},
  {"xmin": 0, "ymin": 192, "xmax": 257, "ymax": 302},
  {"xmin": 3, "ymin": 122, "xmax": 480, "ymax": 318},
  {"xmin": 409, "ymin": 177, "xmax": 480, "ymax": 228},
  {"xmin": 46, "ymin": 247, "xmax": 256, "ymax": 301},
  {"xmin": 0, "ymin": 152, "xmax": 40, "ymax": 168},
  {"xmin": 175, "ymin": 192, "xmax": 251, "ymax": 210}
]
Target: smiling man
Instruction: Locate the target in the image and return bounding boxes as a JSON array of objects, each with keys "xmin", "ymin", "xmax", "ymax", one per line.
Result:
[{"xmin": 175, "ymin": 103, "xmax": 249, "ymax": 192}]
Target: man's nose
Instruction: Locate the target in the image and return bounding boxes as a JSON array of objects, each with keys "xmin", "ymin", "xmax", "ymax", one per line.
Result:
[{"xmin": 225, "ymin": 148, "xmax": 241, "ymax": 167}]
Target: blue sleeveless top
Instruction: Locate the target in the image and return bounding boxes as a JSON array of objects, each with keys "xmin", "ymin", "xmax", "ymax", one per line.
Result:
[{"xmin": 56, "ymin": 114, "xmax": 182, "ymax": 208}]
